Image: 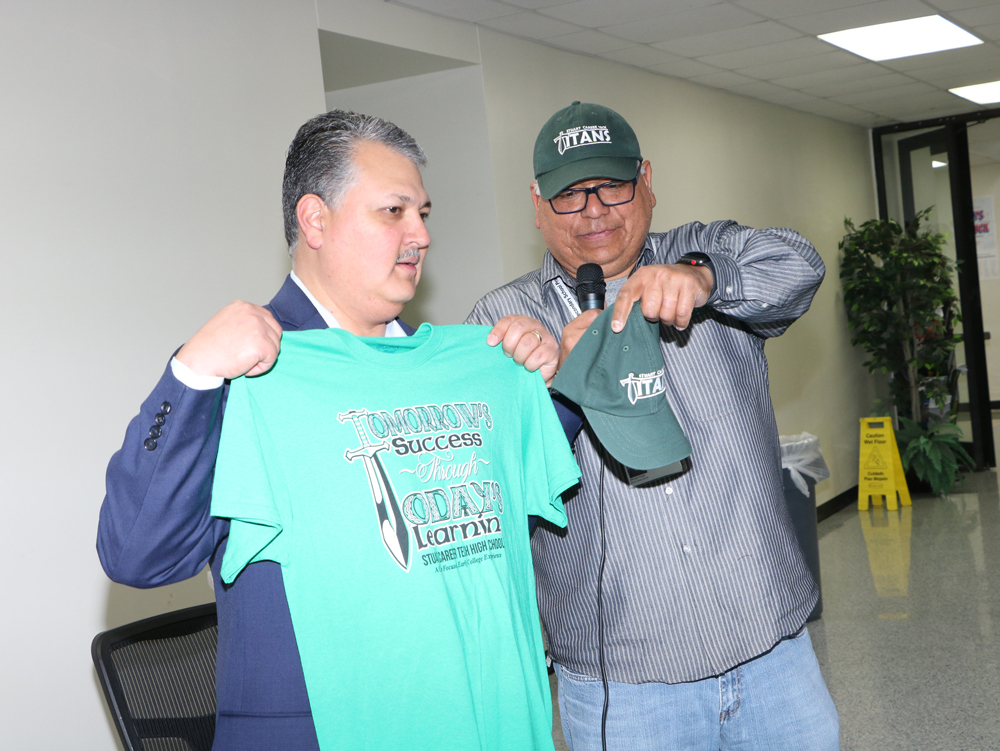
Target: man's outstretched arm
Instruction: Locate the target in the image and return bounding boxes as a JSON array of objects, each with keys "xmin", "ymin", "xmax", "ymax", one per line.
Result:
[{"xmin": 98, "ymin": 301, "xmax": 282, "ymax": 587}]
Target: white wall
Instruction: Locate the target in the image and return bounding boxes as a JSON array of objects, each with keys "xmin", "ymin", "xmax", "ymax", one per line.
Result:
[
  {"xmin": 326, "ymin": 66, "xmax": 506, "ymax": 326},
  {"xmin": 0, "ymin": 1, "xmax": 325, "ymax": 748},
  {"xmin": 972, "ymin": 163, "xmax": 1000, "ymax": 398}
]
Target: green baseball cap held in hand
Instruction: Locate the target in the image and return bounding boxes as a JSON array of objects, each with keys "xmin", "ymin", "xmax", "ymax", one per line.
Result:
[
  {"xmin": 533, "ymin": 101, "xmax": 643, "ymax": 200},
  {"xmin": 552, "ymin": 305, "xmax": 691, "ymax": 470}
]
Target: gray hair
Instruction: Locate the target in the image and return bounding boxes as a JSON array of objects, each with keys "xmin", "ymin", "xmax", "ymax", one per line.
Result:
[{"xmin": 281, "ymin": 110, "xmax": 427, "ymax": 250}]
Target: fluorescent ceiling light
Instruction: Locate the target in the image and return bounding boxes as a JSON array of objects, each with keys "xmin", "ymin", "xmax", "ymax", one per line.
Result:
[
  {"xmin": 819, "ymin": 15, "xmax": 981, "ymax": 61},
  {"xmin": 950, "ymin": 80, "xmax": 1000, "ymax": 105},
  {"xmin": 932, "ymin": 160, "xmax": 948, "ymax": 169}
]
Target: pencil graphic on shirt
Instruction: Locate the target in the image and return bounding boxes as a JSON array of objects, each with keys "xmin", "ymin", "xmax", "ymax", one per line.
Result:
[{"xmin": 339, "ymin": 409, "xmax": 411, "ymax": 572}]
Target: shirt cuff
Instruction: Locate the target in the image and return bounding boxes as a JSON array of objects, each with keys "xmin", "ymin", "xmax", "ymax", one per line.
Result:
[
  {"xmin": 702, "ymin": 252, "xmax": 741, "ymax": 306},
  {"xmin": 170, "ymin": 357, "xmax": 225, "ymax": 390}
]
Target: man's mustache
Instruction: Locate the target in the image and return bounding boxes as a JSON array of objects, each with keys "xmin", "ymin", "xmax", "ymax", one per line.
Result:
[{"xmin": 397, "ymin": 247, "xmax": 422, "ymax": 262}]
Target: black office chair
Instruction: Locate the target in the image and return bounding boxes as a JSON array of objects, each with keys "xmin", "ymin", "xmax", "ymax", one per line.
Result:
[{"xmin": 92, "ymin": 602, "xmax": 218, "ymax": 751}]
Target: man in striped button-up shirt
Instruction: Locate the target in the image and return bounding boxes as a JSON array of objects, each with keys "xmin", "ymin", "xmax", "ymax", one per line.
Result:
[{"xmin": 467, "ymin": 102, "xmax": 839, "ymax": 750}]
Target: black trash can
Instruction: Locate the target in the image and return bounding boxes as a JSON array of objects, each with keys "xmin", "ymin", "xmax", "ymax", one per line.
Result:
[{"xmin": 779, "ymin": 433, "xmax": 829, "ymax": 622}]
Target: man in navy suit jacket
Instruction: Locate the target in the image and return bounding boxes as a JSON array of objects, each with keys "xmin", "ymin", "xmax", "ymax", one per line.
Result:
[{"xmin": 98, "ymin": 110, "xmax": 561, "ymax": 750}]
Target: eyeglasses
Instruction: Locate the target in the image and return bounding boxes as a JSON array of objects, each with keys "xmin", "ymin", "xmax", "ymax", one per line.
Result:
[{"xmin": 548, "ymin": 177, "xmax": 638, "ymax": 214}]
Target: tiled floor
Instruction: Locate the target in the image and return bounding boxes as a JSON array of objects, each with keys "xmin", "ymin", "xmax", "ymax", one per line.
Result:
[
  {"xmin": 549, "ymin": 469, "xmax": 1000, "ymax": 750},
  {"xmin": 813, "ymin": 470, "xmax": 1000, "ymax": 750}
]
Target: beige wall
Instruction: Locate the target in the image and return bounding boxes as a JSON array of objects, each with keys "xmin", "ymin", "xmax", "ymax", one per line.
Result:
[
  {"xmin": 475, "ymin": 29, "xmax": 877, "ymax": 504},
  {"xmin": 326, "ymin": 66, "xmax": 506, "ymax": 327}
]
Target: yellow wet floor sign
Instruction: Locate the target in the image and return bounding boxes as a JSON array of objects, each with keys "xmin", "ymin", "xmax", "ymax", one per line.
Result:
[{"xmin": 858, "ymin": 417, "xmax": 912, "ymax": 511}]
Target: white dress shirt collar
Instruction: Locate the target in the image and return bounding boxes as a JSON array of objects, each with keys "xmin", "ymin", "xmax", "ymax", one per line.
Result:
[{"xmin": 290, "ymin": 270, "xmax": 406, "ymax": 338}]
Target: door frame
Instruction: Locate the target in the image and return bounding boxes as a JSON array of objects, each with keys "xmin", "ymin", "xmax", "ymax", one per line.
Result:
[{"xmin": 872, "ymin": 108, "xmax": 1000, "ymax": 469}]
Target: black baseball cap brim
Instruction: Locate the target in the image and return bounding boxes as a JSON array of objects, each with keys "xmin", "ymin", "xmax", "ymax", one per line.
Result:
[{"xmin": 536, "ymin": 156, "xmax": 640, "ymax": 200}]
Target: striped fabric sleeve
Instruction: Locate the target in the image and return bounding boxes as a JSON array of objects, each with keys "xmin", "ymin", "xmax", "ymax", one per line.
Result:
[{"xmin": 655, "ymin": 221, "xmax": 825, "ymax": 339}]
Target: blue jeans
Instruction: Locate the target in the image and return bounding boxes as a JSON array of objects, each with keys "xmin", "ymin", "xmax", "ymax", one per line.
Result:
[{"xmin": 554, "ymin": 628, "xmax": 839, "ymax": 751}]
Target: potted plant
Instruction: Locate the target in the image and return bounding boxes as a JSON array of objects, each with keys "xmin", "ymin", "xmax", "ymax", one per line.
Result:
[
  {"xmin": 839, "ymin": 209, "xmax": 970, "ymax": 494},
  {"xmin": 895, "ymin": 416, "xmax": 975, "ymax": 496}
]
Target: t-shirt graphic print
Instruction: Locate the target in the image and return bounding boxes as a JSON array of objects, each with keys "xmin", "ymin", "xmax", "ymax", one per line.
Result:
[{"xmin": 211, "ymin": 324, "xmax": 580, "ymax": 751}]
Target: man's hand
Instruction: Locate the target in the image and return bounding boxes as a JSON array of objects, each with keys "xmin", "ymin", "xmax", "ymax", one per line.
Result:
[
  {"xmin": 486, "ymin": 315, "xmax": 560, "ymax": 386},
  {"xmin": 558, "ymin": 308, "xmax": 602, "ymax": 371},
  {"xmin": 175, "ymin": 301, "xmax": 283, "ymax": 379},
  {"xmin": 611, "ymin": 263, "xmax": 713, "ymax": 332}
]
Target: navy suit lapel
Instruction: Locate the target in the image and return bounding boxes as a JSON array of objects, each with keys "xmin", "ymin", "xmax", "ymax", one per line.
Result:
[{"xmin": 265, "ymin": 275, "xmax": 328, "ymax": 333}]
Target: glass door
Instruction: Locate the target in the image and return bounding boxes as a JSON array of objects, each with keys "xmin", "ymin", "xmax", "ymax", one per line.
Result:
[{"xmin": 875, "ymin": 123, "xmax": 995, "ymax": 469}]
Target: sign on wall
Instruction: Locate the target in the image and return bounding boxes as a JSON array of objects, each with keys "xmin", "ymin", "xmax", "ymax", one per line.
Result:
[{"xmin": 974, "ymin": 195, "xmax": 998, "ymax": 280}]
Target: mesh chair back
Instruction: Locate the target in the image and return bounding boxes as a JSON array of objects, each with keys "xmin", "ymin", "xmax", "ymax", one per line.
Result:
[{"xmin": 92, "ymin": 603, "xmax": 218, "ymax": 751}]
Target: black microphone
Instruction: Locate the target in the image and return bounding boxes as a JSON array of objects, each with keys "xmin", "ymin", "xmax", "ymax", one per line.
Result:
[{"xmin": 576, "ymin": 263, "xmax": 606, "ymax": 311}]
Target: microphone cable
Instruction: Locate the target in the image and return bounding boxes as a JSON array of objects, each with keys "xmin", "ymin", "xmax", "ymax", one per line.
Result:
[{"xmin": 597, "ymin": 457, "xmax": 609, "ymax": 751}]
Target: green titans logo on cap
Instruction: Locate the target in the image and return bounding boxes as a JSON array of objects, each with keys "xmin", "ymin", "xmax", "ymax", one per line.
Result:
[
  {"xmin": 534, "ymin": 102, "xmax": 642, "ymax": 200},
  {"xmin": 553, "ymin": 125, "xmax": 612, "ymax": 154}
]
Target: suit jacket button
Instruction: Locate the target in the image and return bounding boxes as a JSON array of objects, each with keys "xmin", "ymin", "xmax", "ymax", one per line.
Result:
[
  {"xmin": 144, "ymin": 438, "xmax": 158, "ymax": 451},
  {"xmin": 154, "ymin": 413, "xmax": 166, "ymax": 426},
  {"xmin": 149, "ymin": 426, "xmax": 162, "ymax": 439},
  {"xmin": 160, "ymin": 401, "xmax": 172, "ymax": 414}
]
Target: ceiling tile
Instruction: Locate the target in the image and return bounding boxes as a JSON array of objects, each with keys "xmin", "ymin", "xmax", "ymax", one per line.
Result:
[
  {"xmin": 879, "ymin": 42, "xmax": 1000, "ymax": 72},
  {"xmin": 786, "ymin": 98, "xmax": 881, "ymax": 124},
  {"xmin": 762, "ymin": 92, "xmax": 830, "ymax": 107},
  {"xmin": 951, "ymin": 4, "xmax": 1000, "ymax": 27},
  {"xmin": 537, "ymin": 0, "xmax": 718, "ymax": 28},
  {"xmin": 645, "ymin": 58, "xmax": 728, "ymax": 78},
  {"xmin": 801, "ymin": 71, "xmax": 921, "ymax": 96},
  {"xmin": 598, "ymin": 45, "xmax": 684, "ymax": 67},
  {"xmin": 770, "ymin": 61, "xmax": 890, "ymax": 89},
  {"xmin": 832, "ymin": 80, "xmax": 939, "ymax": 103},
  {"xmin": 926, "ymin": 0, "xmax": 1000, "ymax": 10},
  {"xmin": 731, "ymin": 82, "xmax": 822, "ymax": 105},
  {"xmin": 387, "ymin": 0, "xmax": 999, "ymax": 127},
  {"xmin": 971, "ymin": 21, "xmax": 1000, "ymax": 41},
  {"xmin": 914, "ymin": 63, "xmax": 1000, "ymax": 88},
  {"xmin": 601, "ymin": 4, "xmax": 766, "ymax": 44},
  {"xmin": 780, "ymin": 0, "xmax": 941, "ymax": 35},
  {"xmin": 479, "ymin": 11, "xmax": 584, "ymax": 39},
  {"xmin": 872, "ymin": 99, "xmax": 980, "ymax": 120},
  {"xmin": 389, "ymin": 0, "xmax": 518, "ymax": 22},
  {"xmin": 737, "ymin": 49, "xmax": 863, "ymax": 80},
  {"xmin": 734, "ymin": 0, "xmax": 884, "ymax": 19},
  {"xmin": 651, "ymin": 21, "xmax": 802, "ymax": 57},
  {"xmin": 501, "ymin": 0, "xmax": 577, "ymax": 9},
  {"xmin": 544, "ymin": 29, "xmax": 637, "ymax": 54},
  {"xmin": 865, "ymin": 89, "xmax": 970, "ymax": 114},
  {"xmin": 686, "ymin": 70, "xmax": 759, "ymax": 88},
  {"xmin": 696, "ymin": 36, "xmax": 831, "ymax": 69}
]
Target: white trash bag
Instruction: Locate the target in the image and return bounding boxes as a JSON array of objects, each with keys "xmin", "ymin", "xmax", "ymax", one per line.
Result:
[{"xmin": 779, "ymin": 432, "xmax": 830, "ymax": 497}]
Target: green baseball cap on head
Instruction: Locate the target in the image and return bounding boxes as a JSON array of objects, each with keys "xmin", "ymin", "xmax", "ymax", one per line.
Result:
[
  {"xmin": 552, "ymin": 305, "xmax": 691, "ymax": 470},
  {"xmin": 534, "ymin": 101, "xmax": 642, "ymax": 200}
]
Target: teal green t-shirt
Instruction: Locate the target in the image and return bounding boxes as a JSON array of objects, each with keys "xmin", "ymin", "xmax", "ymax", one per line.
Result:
[{"xmin": 211, "ymin": 324, "xmax": 581, "ymax": 751}]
